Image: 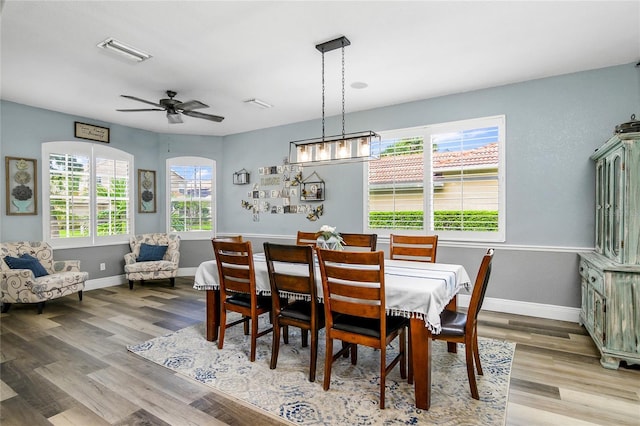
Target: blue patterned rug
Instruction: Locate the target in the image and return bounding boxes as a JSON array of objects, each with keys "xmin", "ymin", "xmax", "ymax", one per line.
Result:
[{"xmin": 128, "ymin": 318, "xmax": 514, "ymax": 425}]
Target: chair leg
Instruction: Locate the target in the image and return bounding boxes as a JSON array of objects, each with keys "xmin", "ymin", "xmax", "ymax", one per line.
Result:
[
  {"xmin": 1, "ymin": 303, "xmax": 11, "ymax": 313},
  {"xmin": 399, "ymin": 327, "xmax": 407, "ymax": 379},
  {"xmin": 465, "ymin": 339, "xmax": 479, "ymax": 400},
  {"xmin": 473, "ymin": 328, "xmax": 483, "ymax": 375},
  {"xmin": 309, "ymin": 329, "xmax": 318, "ymax": 382},
  {"xmin": 270, "ymin": 323, "xmax": 281, "ymax": 370},
  {"xmin": 380, "ymin": 345, "xmax": 386, "ymax": 409},
  {"xmin": 78, "ymin": 290, "xmax": 83, "ymax": 301},
  {"xmin": 170, "ymin": 277, "xmax": 175, "ymax": 287},
  {"xmin": 37, "ymin": 301, "xmax": 45, "ymax": 315},
  {"xmin": 350, "ymin": 343, "xmax": 358, "ymax": 365},
  {"xmin": 301, "ymin": 329, "xmax": 309, "ymax": 347},
  {"xmin": 129, "ymin": 280, "xmax": 134, "ymax": 290},
  {"xmin": 283, "ymin": 325, "xmax": 289, "ymax": 345},
  {"xmin": 323, "ymin": 337, "xmax": 334, "ymax": 391},
  {"xmin": 250, "ymin": 314, "xmax": 259, "ymax": 362},
  {"xmin": 244, "ymin": 317, "xmax": 250, "ymax": 335},
  {"xmin": 218, "ymin": 306, "xmax": 227, "ymax": 350}
]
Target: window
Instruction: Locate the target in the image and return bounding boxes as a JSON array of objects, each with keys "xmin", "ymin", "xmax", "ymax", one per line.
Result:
[
  {"xmin": 367, "ymin": 115, "xmax": 505, "ymax": 242},
  {"xmin": 42, "ymin": 142, "xmax": 133, "ymax": 248},
  {"xmin": 167, "ymin": 156, "xmax": 215, "ymax": 239}
]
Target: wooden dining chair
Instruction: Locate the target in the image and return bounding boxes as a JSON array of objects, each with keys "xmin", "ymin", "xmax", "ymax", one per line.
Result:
[
  {"xmin": 264, "ymin": 242, "xmax": 324, "ymax": 382},
  {"xmin": 428, "ymin": 248, "xmax": 494, "ymax": 400},
  {"xmin": 339, "ymin": 233, "xmax": 378, "ymax": 251},
  {"xmin": 317, "ymin": 248, "xmax": 407, "ymax": 409},
  {"xmin": 389, "ymin": 234, "xmax": 438, "ymax": 262},
  {"xmin": 296, "ymin": 231, "xmax": 320, "ymax": 247},
  {"xmin": 212, "ymin": 240, "xmax": 273, "ymax": 362}
]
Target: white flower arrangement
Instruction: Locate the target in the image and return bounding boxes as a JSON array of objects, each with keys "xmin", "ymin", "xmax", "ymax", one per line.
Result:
[{"xmin": 319, "ymin": 225, "xmax": 345, "ymax": 250}]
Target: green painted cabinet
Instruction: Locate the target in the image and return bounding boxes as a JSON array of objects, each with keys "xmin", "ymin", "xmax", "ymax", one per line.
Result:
[{"xmin": 579, "ymin": 132, "xmax": 640, "ymax": 369}]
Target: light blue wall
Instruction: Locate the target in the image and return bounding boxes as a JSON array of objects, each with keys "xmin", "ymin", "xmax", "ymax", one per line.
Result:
[{"xmin": 1, "ymin": 63, "xmax": 639, "ymax": 310}]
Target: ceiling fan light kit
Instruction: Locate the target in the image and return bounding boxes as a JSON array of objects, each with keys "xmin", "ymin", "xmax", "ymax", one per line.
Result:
[
  {"xmin": 117, "ymin": 90, "xmax": 224, "ymax": 124},
  {"xmin": 97, "ymin": 37, "xmax": 152, "ymax": 63},
  {"xmin": 289, "ymin": 35, "xmax": 380, "ymax": 166},
  {"xmin": 244, "ymin": 98, "xmax": 273, "ymax": 109}
]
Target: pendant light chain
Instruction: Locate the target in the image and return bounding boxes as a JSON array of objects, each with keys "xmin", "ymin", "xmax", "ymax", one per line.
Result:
[
  {"xmin": 322, "ymin": 50, "xmax": 326, "ymax": 141},
  {"xmin": 341, "ymin": 43, "xmax": 346, "ymax": 137}
]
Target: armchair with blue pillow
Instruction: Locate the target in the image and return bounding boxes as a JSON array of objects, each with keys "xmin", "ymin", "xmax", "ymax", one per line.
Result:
[
  {"xmin": 124, "ymin": 233, "xmax": 181, "ymax": 289},
  {"xmin": 1, "ymin": 241, "xmax": 88, "ymax": 314}
]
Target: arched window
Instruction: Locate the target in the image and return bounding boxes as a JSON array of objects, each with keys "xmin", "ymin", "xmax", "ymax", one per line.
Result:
[{"xmin": 42, "ymin": 141, "xmax": 134, "ymax": 248}]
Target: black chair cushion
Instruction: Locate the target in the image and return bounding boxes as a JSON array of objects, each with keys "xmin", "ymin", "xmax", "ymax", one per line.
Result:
[
  {"xmin": 280, "ymin": 300, "xmax": 325, "ymax": 326},
  {"xmin": 439, "ymin": 309, "xmax": 467, "ymax": 336},
  {"xmin": 333, "ymin": 314, "xmax": 407, "ymax": 338},
  {"xmin": 226, "ymin": 293, "xmax": 272, "ymax": 310}
]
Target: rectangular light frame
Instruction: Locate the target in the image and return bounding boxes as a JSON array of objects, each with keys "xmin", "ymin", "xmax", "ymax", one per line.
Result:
[
  {"xmin": 288, "ymin": 131, "xmax": 381, "ymax": 166},
  {"xmin": 97, "ymin": 38, "xmax": 152, "ymax": 62}
]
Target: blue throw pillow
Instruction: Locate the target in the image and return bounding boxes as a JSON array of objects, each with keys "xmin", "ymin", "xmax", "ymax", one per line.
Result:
[
  {"xmin": 3, "ymin": 254, "xmax": 49, "ymax": 277},
  {"xmin": 137, "ymin": 243, "xmax": 168, "ymax": 262}
]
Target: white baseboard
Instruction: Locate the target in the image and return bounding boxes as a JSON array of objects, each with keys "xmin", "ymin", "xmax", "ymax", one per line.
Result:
[
  {"xmin": 85, "ymin": 275, "xmax": 127, "ymax": 291},
  {"xmin": 457, "ymin": 294, "xmax": 581, "ymax": 323},
  {"xmin": 85, "ymin": 272, "xmax": 580, "ymax": 323}
]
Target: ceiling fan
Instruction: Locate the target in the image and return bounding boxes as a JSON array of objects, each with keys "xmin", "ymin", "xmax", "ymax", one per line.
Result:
[{"xmin": 117, "ymin": 90, "xmax": 224, "ymax": 124}]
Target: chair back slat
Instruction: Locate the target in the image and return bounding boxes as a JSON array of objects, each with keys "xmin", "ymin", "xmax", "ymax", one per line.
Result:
[
  {"xmin": 331, "ymin": 298, "xmax": 381, "ymax": 319},
  {"xmin": 465, "ymin": 248, "xmax": 494, "ymax": 331},
  {"xmin": 390, "ymin": 234, "xmax": 438, "ymax": 263},
  {"xmin": 296, "ymin": 231, "xmax": 320, "ymax": 247},
  {"xmin": 264, "ymin": 243, "xmax": 316, "ymax": 299},
  {"xmin": 212, "ymin": 240, "xmax": 256, "ymax": 296},
  {"xmin": 339, "ymin": 233, "xmax": 378, "ymax": 251}
]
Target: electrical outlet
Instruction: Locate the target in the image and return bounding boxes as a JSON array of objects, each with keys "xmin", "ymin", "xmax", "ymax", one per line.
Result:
[{"xmin": 99, "ymin": 263, "xmax": 106, "ymax": 271}]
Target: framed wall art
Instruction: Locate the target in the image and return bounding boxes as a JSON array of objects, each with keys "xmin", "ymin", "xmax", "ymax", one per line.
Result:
[
  {"xmin": 74, "ymin": 121, "xmax": 110, "ymax": 143},
  {"xmin": 5, "ymin": 156, "xmax": 38, "ymax": 215},
  {"xmin": 138, "ymin": 169, "xmax": 156, "ymax": 213}
]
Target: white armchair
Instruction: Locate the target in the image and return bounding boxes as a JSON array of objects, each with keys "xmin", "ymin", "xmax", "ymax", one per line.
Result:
[
  {"xmin": 1, "ymin": 241, "xmax": 87, "ymax": 314},
  {"xmin": 124, "ymin": 233, "xmax": 181, "ymax": 289}
]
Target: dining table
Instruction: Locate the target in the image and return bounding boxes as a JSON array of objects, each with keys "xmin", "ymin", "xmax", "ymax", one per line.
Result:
[{"xmin": 193, "ymin": 252, "xmax": 471, "ymax": 410}]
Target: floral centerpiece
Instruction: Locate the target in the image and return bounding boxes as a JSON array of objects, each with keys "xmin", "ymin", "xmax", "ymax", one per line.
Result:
[{"xmin": 318, "ymin": 225, "xmax": 345, "ymax": 250}]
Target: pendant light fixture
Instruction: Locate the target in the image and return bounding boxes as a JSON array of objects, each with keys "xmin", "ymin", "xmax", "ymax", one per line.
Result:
[{"xmin": 289, "ymin": 36, "xmax": 380, "ymax": 165}]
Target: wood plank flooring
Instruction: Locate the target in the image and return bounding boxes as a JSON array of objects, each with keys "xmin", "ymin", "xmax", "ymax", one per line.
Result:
[{"xmin": 1, "ymin": 278, "xmax": 639, "ymax": 425}]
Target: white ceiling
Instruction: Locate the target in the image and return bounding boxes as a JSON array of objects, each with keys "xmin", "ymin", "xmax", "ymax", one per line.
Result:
[{"xmin": 1, "ymin": 1, "xmax": 639, "ymax": 137}]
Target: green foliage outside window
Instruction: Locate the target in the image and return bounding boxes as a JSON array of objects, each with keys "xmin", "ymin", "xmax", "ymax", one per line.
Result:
[
  {"xmin": 171, "ymin": 201, "xmax": 212, "ymax": 231},
  {"xmin": 369, "ymin": 210, "xmax": 498, "ymax": 231}
]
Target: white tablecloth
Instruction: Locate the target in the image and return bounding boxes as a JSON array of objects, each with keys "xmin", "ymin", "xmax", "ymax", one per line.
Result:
[{"xmin": 193, "ymin": 253, "xmax": 471, "ymax": 333}]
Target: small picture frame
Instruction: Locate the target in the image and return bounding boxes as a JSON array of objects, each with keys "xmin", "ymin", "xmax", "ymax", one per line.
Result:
[
  {"xmin": 5, "ymin": 157, "xmax": 37, "ymax": 215},
  {"xmin": 138, "ymin": 169, "xmax": 156, "ymax": 213},
  {"xmin": 75, "ymin": 121, "xmax": 110, "ymax": 143}
]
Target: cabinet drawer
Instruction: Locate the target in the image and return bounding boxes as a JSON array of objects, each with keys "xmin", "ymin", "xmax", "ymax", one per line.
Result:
[{"xmin": 587, "ymin": 268, "xmax": 605, "ymax": 294}]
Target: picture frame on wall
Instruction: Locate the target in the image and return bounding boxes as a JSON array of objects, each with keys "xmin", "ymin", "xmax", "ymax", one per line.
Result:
[
  {"xmin": 5, "ymin": 156, "xmax": 38, "ymax": 215},
  {"xmin": 138, "ymin": 169, "xmax": 156, "ymax": 213},
  {"xmin": 74, "ymin": 121, "xmax": 110, "ymax": 143}
]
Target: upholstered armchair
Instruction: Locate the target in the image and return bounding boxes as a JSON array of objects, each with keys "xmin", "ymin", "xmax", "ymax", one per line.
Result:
[
  {"xmin": 1, "ymin": 241, "xmax": 88, "ymax": 314},
  {"xmin": 124, "ymin": 233, "xmax": 181, "ymax": 289}
]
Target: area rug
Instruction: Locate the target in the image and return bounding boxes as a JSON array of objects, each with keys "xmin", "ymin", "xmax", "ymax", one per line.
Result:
[{"xmin": 128, "ymin": 318, "xmax": 514, "ymax": 425}]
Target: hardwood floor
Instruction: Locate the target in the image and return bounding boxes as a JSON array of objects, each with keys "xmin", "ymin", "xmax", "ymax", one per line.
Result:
[{"xmin": 1, "ymin": 278, "xmax": 638, "ymax": 425}]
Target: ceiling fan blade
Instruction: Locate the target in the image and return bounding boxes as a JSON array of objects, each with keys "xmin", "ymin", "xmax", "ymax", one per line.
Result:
[
  {"xmin": 116, "ymin": 108, "xmax": 164, "ymax": 112},
  {"xmin": 182, "ymin": 110, "xmax": 225, "ymax": 122},
  {"xmin": 120, "ymin": 95, "xmax": 163, "ymax": 108},
  {"xmin": 177, "ymin": 100, "xmax": 208, "ymax": 111}
]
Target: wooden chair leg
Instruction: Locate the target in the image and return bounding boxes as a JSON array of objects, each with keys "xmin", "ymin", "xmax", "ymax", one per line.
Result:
[
  {"xmin": 323, "ymin": 337, "xmax": 334, "ymax": 391},
  {"xmin": 170, "ymin": 277, "xmax": 175, "ymax": 287},
  {"xmin": 36, "ymin": 301, "xmax": 45, "ymax": 315},
  {"xmin": 309, "ymin": 329, "xmax": 318, "ymax": 382},
  {"xmin": 400, "ymin": 327, "xmax": 407, "ymax": 379},
  {"xmin": 244, "ymin": 317, "xmax": 250, "ymax": 335},
  {"xmin": 301, "ymin": 329, "xmax": 309, "ymax": 347},
  {"xmin": 270, "ymin": 323, "xmax": 281, "ymax": 370},
  {"xmin": 380, "ymin": 346, "xmax": 386, "ymax": 409},
  {"xmin": 1, "ymin": 303, "xmax": 11, "ymax": 313},
  {"xmin": 218, "ymin": 306, "xmax": 227, "ymax": 350},
  {"xmin": 129, "ymin": 280, "xmax": 134, "ymax": 290},
  {"xmin": 78, "ymin": 290, "xmax": 83, "ymax": 301},
  {"xmin": 408, "ymin": 331, "xmax": 413, "ymax": 384},
  {"xmin": 250, "ymin": 314, "xmax": 259, "ymax": 362},
  {"xmin": 283, "ymin": 325, "xmax": 289, "ymax": 345},
  {"xmin": 465, "ymin": 339, "xmax": 479, "ymax": 399},
  {"xmin": 473, "ymin": 328, "xmax": 483, "ymax": 375}
]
